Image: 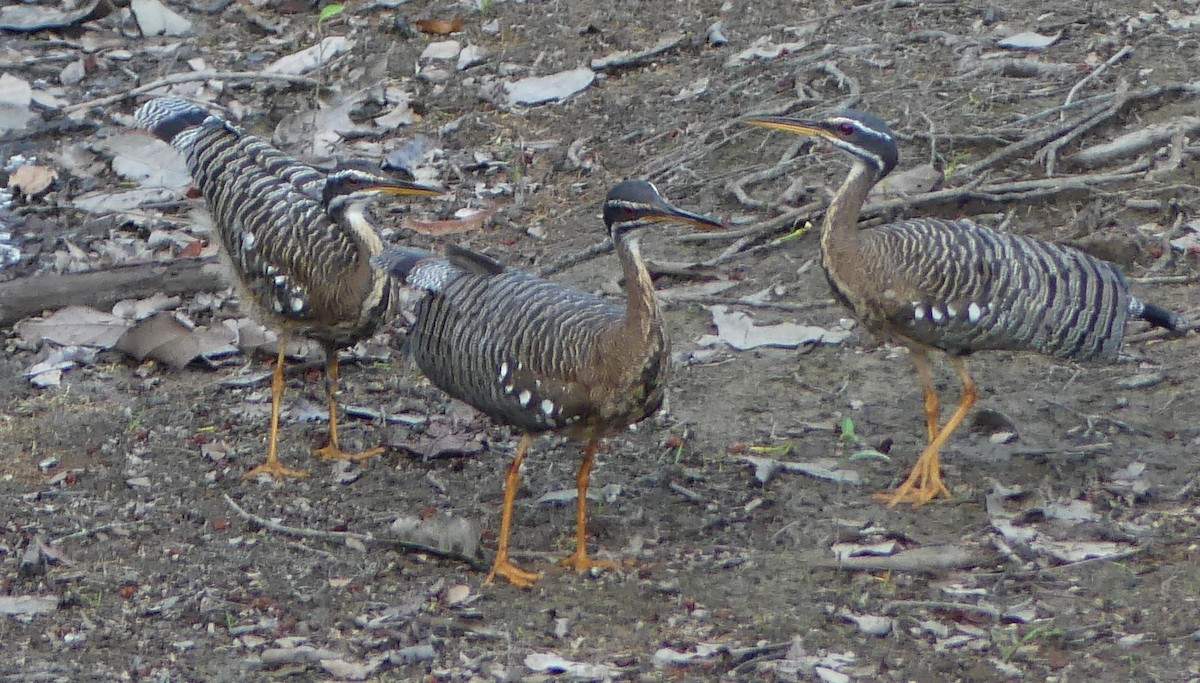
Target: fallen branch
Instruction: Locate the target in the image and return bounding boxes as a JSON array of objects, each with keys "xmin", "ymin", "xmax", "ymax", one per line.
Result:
[
  {"xmin": 0, "ymin": 257, "xmax": 225, "ymax": 328},
  {"xmin": 222, "ymin": 494, "xmax": 487, "ymax": 570},
  {"xmin": 64, "ymin": 70, "xmax": 322, "ymax": 114}
]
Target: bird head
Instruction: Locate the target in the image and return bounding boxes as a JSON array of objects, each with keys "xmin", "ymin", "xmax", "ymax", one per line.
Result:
[
  {"xmin": 743, "ymin": 110, "xmax": 899, "ymax": 178},
  {"xmin": 602, "ymin": 180, "xmax": 724, "ymax": 240},
  {"xmin": 322, "ymin": 169, "xmax": 442, "ymax": 216}
]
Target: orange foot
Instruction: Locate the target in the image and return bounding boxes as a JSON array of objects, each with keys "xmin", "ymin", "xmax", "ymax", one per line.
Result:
[
  {"xmin": 560, "ymin": 549, "xmax": 625, "ymax": 575},
  {"xmin": 485, "ymin": 558, "xmax": 542, "ymax": 588},
  {"xmin": 871, "ymin": 455, "xmax": 952, "ymax": 509},
  {"xmin": 243, "ymin": 457, "xmax": 310, "ymax": 480},
  {"xmin": 314, "ymin": 445, "xmax": 386, "ymax": 463}
]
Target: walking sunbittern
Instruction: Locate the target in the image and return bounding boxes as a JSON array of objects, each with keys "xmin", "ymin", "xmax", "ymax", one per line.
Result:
[
  {"xmin": 372, "ymin": 181, "xmax": 723, "ymax": 587},
  {"xmin": 135, "ymin": 96, "xmax": 442, "ymax": 480},
  {"xmin": 745, "ymin": 110, "xmax": 1186, "ymax": 508}
]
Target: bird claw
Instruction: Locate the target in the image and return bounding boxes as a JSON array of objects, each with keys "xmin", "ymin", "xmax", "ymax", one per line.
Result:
[
  {"xmin": 485, "ymin": 558, "xmax": 542, "ymax": 588},
  {"xmin": 314, "ymin": 445, "xmax": 386, "ymax": 462},
  {"xmin": 242, "ymin": 459, "xmax": 311, "ymax": 480}
]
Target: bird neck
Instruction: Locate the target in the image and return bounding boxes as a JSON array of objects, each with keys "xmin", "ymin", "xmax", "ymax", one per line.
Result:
[
  {"xmin": 335, "ymin": 200, "xmax": 390, "ymax": 319},
  {"xmin": 615, "ymin": 233, "xmax": 662, "ymax": 340},
  {"xmin": 821, "ymin": 160, "xmax": 876, "ymax": 275}
]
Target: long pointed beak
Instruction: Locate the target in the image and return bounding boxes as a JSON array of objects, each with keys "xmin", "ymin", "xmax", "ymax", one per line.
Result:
[
  {"xmin": 651, "ymin": 202, "xmax": 725, "ymax": 231},
  {"xmin": 371, "ymin": 180, "xmax": 444, "ymax": 198},
  {"xmin": 743, "ymin": 115, "xmax": 831, "ymax": 142}
]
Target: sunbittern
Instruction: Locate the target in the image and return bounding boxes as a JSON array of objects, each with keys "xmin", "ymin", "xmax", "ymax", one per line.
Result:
[
  {"xmin": 135, "ymin": 97, "xmax": 441, "ymax": 480},
  {"xmin": 372, "ymin": 181, "xmax": 723, "ymax": 586},
  {"xmin": 745, "ymin": 110, "xmax": 1185, "ymax": 508}
]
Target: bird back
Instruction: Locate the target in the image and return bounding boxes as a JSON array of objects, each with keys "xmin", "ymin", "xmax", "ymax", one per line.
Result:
[
  {"xmin": 862, "ymin": 218, "xmax": 1150, "ymax": 360},
  {"xmin": 135, "ymin": 97, "xmax": 387, "ymax": 344},
  {"xmin": 376, "ymin": 247, "xmax": 667, "ymax": 435}
]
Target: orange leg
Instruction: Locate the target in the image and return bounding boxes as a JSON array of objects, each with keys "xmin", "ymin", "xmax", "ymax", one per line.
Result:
[
  {"xmin": 560, "ymin": 439, "xmax": 623, "ymax": 575},
  {"xmin": 911, "ymin": 348, "xmax": 941, "ymax": 443},
  {"xmin": 485, "ymin": 434, "xmax": 542, "ymax": 588},
  {"xmin": 243, "ymin": 339, "xmax": 310, "ymax": 480},
  {"xmin": 314, "ymin": 350, "xmax": 385, "ymax": 463},
  {"xmin": 874, "ymin": 356, "xmax": 975, "ymax": 508}
]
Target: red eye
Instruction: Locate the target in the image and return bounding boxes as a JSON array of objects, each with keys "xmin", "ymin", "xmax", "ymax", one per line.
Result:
[{"xmin": 837, "ymin": 122, "xmax": 855, "ymax": 136}]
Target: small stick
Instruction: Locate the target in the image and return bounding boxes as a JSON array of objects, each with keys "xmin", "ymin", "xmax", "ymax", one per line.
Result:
[
  {"xmin": 222, "ymin": 494, "xmax": 486, "ymax": 569},
  {"xmin": 65, "ymin": 71, "xmax": 321, "ymax": 114},
  {"xmin": 1063, "ymin": 45, "xmax": 1134, "ymax": 111}
]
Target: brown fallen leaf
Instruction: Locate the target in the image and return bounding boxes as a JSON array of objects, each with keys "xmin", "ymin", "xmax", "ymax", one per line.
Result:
[
  {"xmin": 415, "ymin": 16, "xmax": 464, "ymax": 35},
  {"xmin": 402, "ymin": 208, "xmax": 491, "ymax": 236},
  {"xmin": 114, "ymin": 312, "xmax": 237, "ymax": 368},
  {"xmin": 8, "ymin": 165, "xmax": 58, "ymax": 198}
]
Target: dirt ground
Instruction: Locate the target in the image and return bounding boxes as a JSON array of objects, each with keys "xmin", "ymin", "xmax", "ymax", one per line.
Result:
[{"xmin": 3, "ymin": 0, "xmax": 1200, "ymax": 680}]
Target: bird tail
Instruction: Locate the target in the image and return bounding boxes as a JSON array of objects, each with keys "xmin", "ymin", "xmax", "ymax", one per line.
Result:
[
  {"xmin": 371, "ymin": 248, "xmax": 451, "ymax": 293},
  {"xmin": 134, "ymin": 97, "xmax": 211, "ymax": 146},
  {"xmin": 1133, "ymin": 298, "xmax": 1186, "ymax": 332}
]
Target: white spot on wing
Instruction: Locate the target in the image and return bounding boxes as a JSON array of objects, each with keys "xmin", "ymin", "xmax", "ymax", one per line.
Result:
[
  {"xmin": 498, "ymin": 362, "xmax": 509, "ymax": 381},
  {"xmin": 518, "ymin": 390, "xmax": 532, "ymax": 407},
  {"xmin": 914, "ymin": 304, "xmax": 926, "ymax": 320},
  {"xmin": 540, "ymin": 399, "xmax": 555, "ymax": 416},
  {"xmin": 946, "ymin": 304, "xmax": 958, "ymax": 318},
  {"xmin": 967, "ymin": 303, "xmax": 982, "ymax": 322},
  {"xmin": 242, "ymin": 232, "xmax": 256, "ymax": 250},
  {"xmin": 290, "ymin": 296, "xmax": 305, "ymax": 312},
  {"xmin": 930, "ymin": 307, "xmax": 944, "ymax": 323}
]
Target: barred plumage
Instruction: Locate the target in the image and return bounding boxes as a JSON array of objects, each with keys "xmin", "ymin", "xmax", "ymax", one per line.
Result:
[
  {"xmin": 135, "ymin": 96, "xmax": 440, "ymax": 479},
  {"xmin": 373, "ymin": 181, "xmax": 722, "ymax": 587},
  {"xmin": 747, "ymin": 110, "xmax": 1185, "ymax": 508}
]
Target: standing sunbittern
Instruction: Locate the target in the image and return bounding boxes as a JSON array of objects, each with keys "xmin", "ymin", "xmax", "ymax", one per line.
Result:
[
  {"xmin": 135, "ymin": 97, "xmax": 442, "ymax": 480},
  {"xmin": 745, "ymin": 110, "xmax": 1185, "ymax": 508},
  {"xmin": 372, "ymin": 181, "xmax": 723, "ymax": 587}
]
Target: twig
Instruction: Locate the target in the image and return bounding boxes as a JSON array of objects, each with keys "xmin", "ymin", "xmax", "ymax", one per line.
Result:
[
  {"xmin": 64, "ymin": 71, "xmax": 322, "ymax": 114},
  {"xmin": 1063, "ymin": 45, "xmax": 1133, "ymax": 111},
  {"xmin": 883, "ymin": 600, "xmax": 1002, "ymax": 621},
  {"xmin": 533, "ymin": 237, "xmax": 612, "ymax": 278},
  {"xmin": 222, "ymin": 494, "xmax": 486, "ymax": 570}
]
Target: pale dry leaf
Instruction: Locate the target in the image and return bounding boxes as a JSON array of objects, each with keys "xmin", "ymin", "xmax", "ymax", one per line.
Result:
[
  {"xmin": 104, "ymin": 133, "xmax": 192, "ymax": 190},
  {"xmin": 526, "ymin": 652, "xmax": 618, "ymax": 680},
  {"xmin": 389, "ymin": 514, "xmax": 480, "ymax": 557},
  {"xmin": 0, "ymin": 73, "xmax": 33, "ymax": 107},
  {"xmin": 265, "ymin": 37, "xmax": 354, "ymax": 75},
  {"xmin": 698, "ymin": 305, "xmax": 851, "ymax": 350},
  {"xmin": 8, "ymin": 165, "xmax": 57, "ymax": 198},
  {"xmin": 998, "ymin": 30, "xmax": 1062, "ymax": 50},
  {"xmin": 420, "ymin": 40, "xmax": 461, "ymax": 61},
  {"xmin": 16, "ymin": 305, "xmax": 130, "ymax": 348},
  {"xmin": 0, "ymin": 595, "xmax": 59, "ymax": 616},
  {"xmin": 130, "ymin": 0, "xmax": 193, "ymax": 36},
  {"xmin": 505, "ymin": 68, "xmax": 595, "ymax": 106}
]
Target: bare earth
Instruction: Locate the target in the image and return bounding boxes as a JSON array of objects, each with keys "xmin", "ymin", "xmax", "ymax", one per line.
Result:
[{"xmin": 2, "ymin": 0, "xmax": 1199, "ymax": 681}]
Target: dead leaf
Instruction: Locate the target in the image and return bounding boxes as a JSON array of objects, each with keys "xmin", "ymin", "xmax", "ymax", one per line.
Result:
[
  {"xmin": 114, "ymin": 312, "xmax": 237, "ymax": 368},
  {"xmin": 7, "ymin": 165, "xmax": 57, "ymax": 198},
  {"xmin": 402, "ymin": 208, "xmax": 489, "ymax": 236},
  {"xmin": 16, "ymin": 305, "xmax": 130, "ymax": 348},
  {"xmin": 390, "ymin": 514, "xmax": 481, "ymax": 558},
  {"xmin": 0, "ymin": 595, "xmax": 59, "ymax": 616},
  {"xmin": 104, "ymin": 133, "xmax": 192, "ymax": 190},
  {"xmin": 526, "ymin": 652, "xmax": 618, "ymax": 680},
  {"xmin": 698, "ymin": 305, "xmax": 851, "ymax": 350},
  {"xmin": 415, "ymin": 17, "xmax": 464, "ymax": 35},
  {"xmin": 266, "ymin": 36, "xmax": 354, "ymax": 75}
]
